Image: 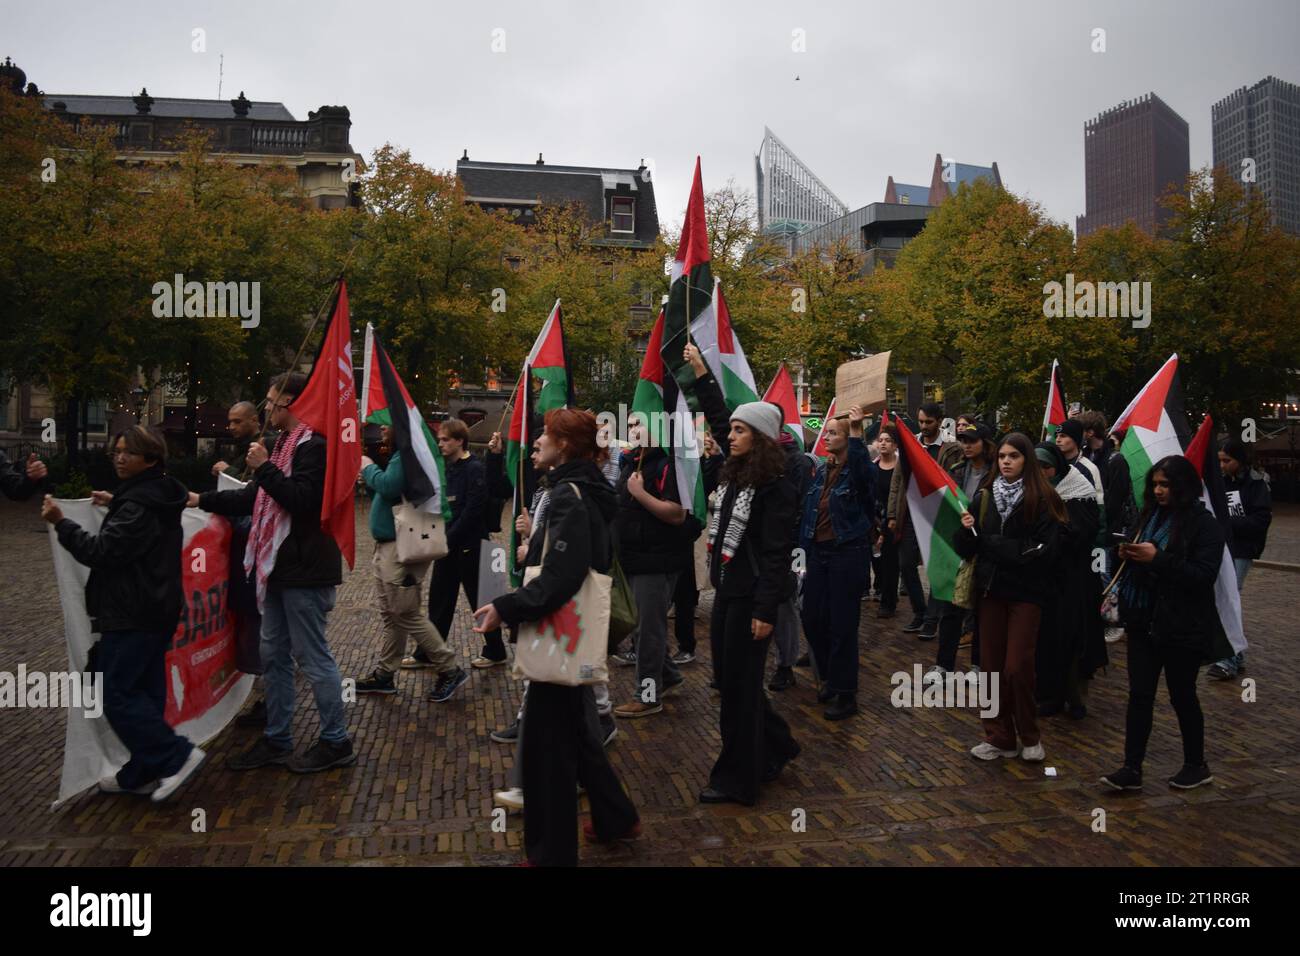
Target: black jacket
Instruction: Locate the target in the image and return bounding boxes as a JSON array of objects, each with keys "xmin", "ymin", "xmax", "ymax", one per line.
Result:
[
  {"xmin": 1, "ymin": 448, "xmax": 39, "ymax": 501},
  {"xmin": 613, "ymin": 447, "xmax": 695, "ymax": 576},
  {"xmin": 198, "ymin": 431, "xmax": 342, "ymax": 588},
  {"xmin": 1086, "ymin": 440, "xmax": 1134, "ymax": 535},
  {"xmin": 954, "ymin": 487, "xmax": 1061, "ymax": 606},
  {"xmin": 1224, "ymin": 470, "xmax": 1272, "ymax": 560},
  {"xmin": 55, "ymin": 464, "xmax": 188, "ymax": 633},
  {"xmin": 493, "ymin": 459, "xmax": 616, "ymax": 625},
  {"xmin": 444, "ymin": 453, "xmax": 489, "ymax": 552},
  {"xmin": 1119, "ymin": 503, "xmax": 1226, "ymax": 656}
]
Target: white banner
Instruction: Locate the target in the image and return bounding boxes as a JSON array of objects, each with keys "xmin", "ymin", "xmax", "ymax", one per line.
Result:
[{"xmin": 49, "ymin": 473, "xmax": 253, "ymax": 806}]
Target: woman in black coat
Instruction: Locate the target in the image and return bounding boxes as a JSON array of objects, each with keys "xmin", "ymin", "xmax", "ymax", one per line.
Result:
[
  {"xmin": 695, "ymin": 392, "xmax": 801, "ymax": 806},
  {"xmin": 1100, "ymin": 455, "xmax": 1224, "ymax": 792},
  {"xmin": 955, "ymin": 432, "xmax": 1065, "ymax": 764},
  {"xmin": 473, "ymin": 408, "xmax": 638, "ymax": 866},
  {"xmin": 1033, "ymin": 442, "xmax": 1106, "ymax": 720}
]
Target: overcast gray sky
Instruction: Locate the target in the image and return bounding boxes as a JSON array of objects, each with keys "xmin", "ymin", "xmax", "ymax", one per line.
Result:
[{"xmin": 6, "ymin": 0, "xmax": 1298, "ymax": 232}]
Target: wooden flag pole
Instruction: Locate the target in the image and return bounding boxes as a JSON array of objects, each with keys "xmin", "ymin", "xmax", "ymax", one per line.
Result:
[{"xmin": 497, "ymin": 366, "xmax": 526, "ymax": 435}]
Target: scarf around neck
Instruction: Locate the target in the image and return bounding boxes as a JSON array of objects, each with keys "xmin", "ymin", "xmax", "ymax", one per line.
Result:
[
  {"xmin": 707, "ymin": 481, "xmax": 755, "ymax": 574},
  {"xmin": 992, "ymin": 475, "xmax": 1024, "ymax": 521},
  {"xmin": 245, "ymin": 422, "xmax": 311, "ymax": 611}
]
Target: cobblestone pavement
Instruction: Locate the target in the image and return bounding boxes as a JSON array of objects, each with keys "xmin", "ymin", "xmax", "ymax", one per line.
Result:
[{"xmin": 1, "ymin": 497, "xmax": 1297, "ymax": 867}]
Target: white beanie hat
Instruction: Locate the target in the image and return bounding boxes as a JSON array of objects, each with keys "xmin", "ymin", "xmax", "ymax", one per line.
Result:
[{"xmin": 730, "ymin": 401, "xmax": 783, "ymax": 442}]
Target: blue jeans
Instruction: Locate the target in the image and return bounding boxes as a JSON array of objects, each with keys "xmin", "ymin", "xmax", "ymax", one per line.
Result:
[
  {"xmin": 801, "ymin": 542, "xmax": 870, "ymax": 694},
  {"xmin": 99, "ymin": 629, "xmax": 194, "ymax": 789},
  {"xmin": 261, "ymin": 585, "xmax": 348, "ymax": 748}
]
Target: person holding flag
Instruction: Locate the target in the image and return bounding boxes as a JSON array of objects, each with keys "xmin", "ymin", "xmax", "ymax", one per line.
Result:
[
  {"xmin": 798, "ymin": 404, "xmax": 876, "ymax": 720},
  {"xmin": 954, "ymin": 432, "xmax": 1065, "ymax": 763},
  {"xmin": 353, "ymin": 422, "xmax": 470, "ymax": 702},
  {"xmin": 191, "ymin": 370, "xmax": 355, "ymax": 774},
  {"xmin": 1100, "ymin": 455, "xmax": 1224, "ymax": 792},
  {"xmin": 1208, "ymin": 438, "xmax": 1271, "ymax": 681}
]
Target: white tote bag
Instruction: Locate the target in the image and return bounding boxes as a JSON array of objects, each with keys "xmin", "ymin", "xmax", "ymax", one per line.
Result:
[
  {"xmin": 511, "ymin": 484, "xmax": 611, "ymax": 686},
  {"xmin": 393, "ymin": 497, "xmax": 449, "ymax": 565}
]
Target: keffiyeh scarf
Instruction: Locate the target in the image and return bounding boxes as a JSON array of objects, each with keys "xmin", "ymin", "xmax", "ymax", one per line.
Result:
[
  {"xmin": 706, "ymin": 481, "xmax": 755, "ymax": 574},
  {"xmin": 245, "ymin": 422, "xmax": 311, "ymax": 611},
  {"xmin": 992, "ymin": 476, "xmax": 1024, "ymax": 521}
]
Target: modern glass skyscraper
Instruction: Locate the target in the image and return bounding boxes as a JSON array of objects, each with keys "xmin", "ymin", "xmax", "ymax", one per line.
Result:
[
  {"xmin": 755, "ymin": 127, "xmax": 847, "ymax": 239},
  {"xmin": 1213, "ymin": 76, "xmax": 1300, "ymax": 236}
]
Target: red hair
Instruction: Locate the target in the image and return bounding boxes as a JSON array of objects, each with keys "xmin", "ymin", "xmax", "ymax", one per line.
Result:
[{"xmin": 544, "ymin": 408, "xmax": 598, "ymax": 461}]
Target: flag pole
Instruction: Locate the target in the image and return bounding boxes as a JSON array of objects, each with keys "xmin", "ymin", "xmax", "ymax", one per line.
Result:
[{"xmin": 497, "ymin": 366, "xmax": 526, "ymax": 434}]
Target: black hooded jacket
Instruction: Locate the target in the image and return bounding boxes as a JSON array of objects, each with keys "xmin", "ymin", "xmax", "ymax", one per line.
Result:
[
  {"xmin": 1224, "ymin": 470, "xmax": 1272, "ymax": 560},
  {"xmin": 493, "ymin": 458, "xmax": 617, "ymax": 625},
  {"xmin": 613, "ymin": 446, "xmax": 695, "ymax": 576},
  {"xmin": 55, "ymin": 464, "xmax": 188, "ymax": 633}
]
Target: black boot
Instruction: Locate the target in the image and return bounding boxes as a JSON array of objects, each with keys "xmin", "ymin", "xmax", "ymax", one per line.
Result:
[
  {"xmin": 824, "ymin": 693, "xmax": 858, "ymax": 721},
  {"xmin": 768, "ymin": 666, "xmax": 796, "ymax": 691}
]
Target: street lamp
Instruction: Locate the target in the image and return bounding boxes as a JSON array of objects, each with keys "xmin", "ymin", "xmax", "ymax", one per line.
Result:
[{"xmin": 130, "ymin": 386, "xmax": 149, "ymax": 422}]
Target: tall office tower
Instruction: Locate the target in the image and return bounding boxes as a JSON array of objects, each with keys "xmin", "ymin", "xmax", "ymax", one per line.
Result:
[
  {"xmin": 755, "ymin": 127, "xmax": 847, "ymax": 241},
  {"xmin": 1213, "ymin": 76, "xmax": 1300, "ymax": 236},
  {"xmin": 1076, "ymin": 92, "xmax": 1189, "ymax": 238}
]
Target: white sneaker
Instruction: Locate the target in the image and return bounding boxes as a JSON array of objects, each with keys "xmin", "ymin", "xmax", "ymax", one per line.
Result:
[
  {"xmin": 151, "ymin": 746, "xmax": 206, "ymax": 802},
  {"xmin": 1104, "ymin": 627, "xmax": 1125, "ymax": 644},
  {"xmin": 925, "ymin": 664, "xmax": 946, "ymax": 677},
  {"xmin": 970, "ymin": 742, "xmax": 1019, "ymax": 761},
  {"xmin": 98, "ymin": 775, "xmax": 158, "ymax": 796},
  {"xmin": 1021, "ymin": 742, "xmax": 1046, "ymax": 762},
  {"xmin": 494, "ymin": 787, "xmax": 524, "ymax": 811}
]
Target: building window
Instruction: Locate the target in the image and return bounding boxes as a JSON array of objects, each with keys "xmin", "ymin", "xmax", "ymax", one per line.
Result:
[{"xmin": 611, "ymin": 196, "xmax": 635, "ymax": 233}]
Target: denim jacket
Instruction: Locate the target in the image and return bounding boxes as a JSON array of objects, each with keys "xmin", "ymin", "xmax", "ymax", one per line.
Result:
[{"xmin": 800, "ymin": 437, "xmax": 876, "ymax": 547}]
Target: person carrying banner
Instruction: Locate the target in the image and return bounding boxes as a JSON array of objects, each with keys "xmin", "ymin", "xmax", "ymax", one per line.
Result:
[
  {"xmin": 1, "ymin": 447, "xmax": 48, "ymax": 500},
  {"xmin": 473, "ymin": 408, "xmax": 639, "ymax": 866},
  {"xmin": 693, "ymin": 392, "xmax": 801, "ymax": 805},
  {"xmin": 955, "ymin": 432, "xmax": 1065, "ymax": 763},
  {"xmin": 42, "ymin": 425, "xmax": 205, "ymax": 801},
  {"xmin": 354, "ymin": 424, "xmax": 469, "ymax": 701},
  {"xmin": 798, "ymin": 405, "xmax": 875, "ymax": 720},
  {"xmin": 1100, "ymin": 456, "xmax": 1223, "ymax": 792},
  {"xmin": 211, "ymin": 401, "xmax": 262, "ymax": 479},
  {"xmin": 1207, "ymin": 438, "xmax": 1271, "ymax": 680},
  {"xmin": 419, "ymin": 419, "xmax": 504, "ymax": 669},
  {"xmin": 191, "ymin": 371, "xmax": 355, "ymax": 774}
]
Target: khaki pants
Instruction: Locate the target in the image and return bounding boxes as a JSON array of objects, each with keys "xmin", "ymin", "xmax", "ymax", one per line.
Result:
[{"xmin": 374, "ymin": 541, "xmax": 455, "ymax": 674}]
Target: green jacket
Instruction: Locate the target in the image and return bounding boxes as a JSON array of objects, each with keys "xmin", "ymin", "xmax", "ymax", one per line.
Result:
[{"xmin": 363, "ymin": 451, "xmax": 405, "ymax": 542}]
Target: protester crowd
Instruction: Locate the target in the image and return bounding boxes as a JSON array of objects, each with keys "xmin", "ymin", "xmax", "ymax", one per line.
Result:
[{"xmin": 9, "ymin": 352, "xmax": 1274, "ymax": 864}]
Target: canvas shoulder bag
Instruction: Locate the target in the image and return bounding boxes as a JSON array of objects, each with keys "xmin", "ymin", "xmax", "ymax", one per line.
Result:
[
  {"xmin": 393, "ymin": 497, "xmax": 449, "ymax": 565},
  {"xmin": 512, "ymin": 482, "xmax": 611, "ymax": 686}
]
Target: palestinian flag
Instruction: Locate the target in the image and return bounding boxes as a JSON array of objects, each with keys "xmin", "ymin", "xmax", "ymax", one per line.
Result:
[
  {"xmin": 663, "ymin": 157, "xmax": 712, "ymax": 411},
  {"xmin": 506, "ymin": 300, "xmax": 572, "ymax": 488},
  {"xmin": 891, "ymin": 410, "xmax": 969, "ymax": 603},
  {"xmin": 1111, "ymin": 354, "xmax": 1191, "ymax": 510},
  {"xmin": 1042, "ymin": 359, "xmax": 1067, "ymax": 441},
  {"xmin": 689, "ymin": 279, "xmax": 758, "ymax": 410},
  {"xmin": 360, "ymin": 323, "xmax": 450, "ymax": 520},
  {"xmin": 762, "ymin": 363, "xmax": 805, "ymax": 450},
  {"xmin": 289, "ymin": 281, "xmax": 362, "ymax": 568},
  {"xmin": 811, "ymin": 398, "xmax": 838, "ymax": 458},
  {"xmin": 632, "ymin": 304, "xmax": 707, "ymax": 518},
  {"xmin": 1185, "ymin": 415, "xmax": 1247, "ymax": 655}
]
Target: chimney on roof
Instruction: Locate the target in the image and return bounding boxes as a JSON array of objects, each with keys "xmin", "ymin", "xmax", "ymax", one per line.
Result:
[
  {"xmin": 536, "ymin": 153, "xmax": 544, "ymax": 165},
  {"xmin": 461, "ymin": 149, "xmax": 469, "ymax": 162},
  {"xmin": 133, "ymin": 87, "xmax": 154, "ymax": 114}
]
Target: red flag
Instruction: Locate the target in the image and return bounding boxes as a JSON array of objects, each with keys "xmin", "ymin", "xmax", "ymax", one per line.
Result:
[
  {"xmin": 1185, "ymin": 413, "xmax": 1213, "ymax": 481},
  {"xmin": 811, "ymin": 398, "xmax": 838, "ymax": 458},
  {"xmin": 290, "ymin": 281, "xmax": 361, "ymax": 568},
  {"xmin": 761, "ymin": 363, "xmax": 804, "ymax": 449}
]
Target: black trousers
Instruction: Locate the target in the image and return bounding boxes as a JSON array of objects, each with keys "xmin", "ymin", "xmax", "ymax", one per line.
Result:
[
  {"xmin": 1123, "ymin": 626, "xmax": 1205, "ymax": 769},
  {"xmin": 99, "ymin": 629, "xmax": 194, "ymax": 790},
  {"xmin": 521, "ymin": 682, "xmax": 638, "ymax": 866},
  {"xmin": 897, "ymin": 526, "xmax": 928, "ymax": 617},
  {"xmin": 428, "ymin": 543, "xmax": 504, "ymax": 661},
  {"xmin": 708, "ymin": 593, "xmax": 799, "ymax": 804},
  {"xmin": 875, "ymin": 530, "xmax": 899, "ymax": 611},
  {"xmin": 673, "ymin": 563, "xmax": 699, "ymax": 654},
  {"xmin": 801, "ymin": 542, "xmax": 869, "ymax": 695}
]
